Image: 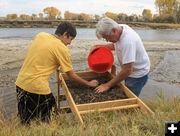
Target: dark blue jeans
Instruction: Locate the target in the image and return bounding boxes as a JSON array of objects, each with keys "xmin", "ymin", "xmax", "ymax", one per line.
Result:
[{"xmin": 125, "ymin": 73, "xmax": 149, "ymax": 97}]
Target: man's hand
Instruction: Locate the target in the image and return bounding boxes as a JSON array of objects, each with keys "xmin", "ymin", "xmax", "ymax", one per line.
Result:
[
  {"xmin": 94, "ymin": 83, "xmax": 110, "ymax": 93},
  {"xmin": 88, "ymin": 80, "xmax": 99, "ymax": 87}
]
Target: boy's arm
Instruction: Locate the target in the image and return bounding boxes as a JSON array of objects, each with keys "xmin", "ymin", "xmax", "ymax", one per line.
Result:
[{"xmin": 66, "ymin": 70, "xmax": 98, "ymax": 87}]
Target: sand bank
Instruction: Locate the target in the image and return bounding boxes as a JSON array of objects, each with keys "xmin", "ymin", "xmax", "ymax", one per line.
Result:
[{"xmin": 0, "ymin": 39, "xmax": 180, "ymax": 70}]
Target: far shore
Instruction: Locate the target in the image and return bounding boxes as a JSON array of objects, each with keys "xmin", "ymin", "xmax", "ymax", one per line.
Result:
[{"xmin": 1, "ymin": 20, "xmax": 180, "ymax": 29}]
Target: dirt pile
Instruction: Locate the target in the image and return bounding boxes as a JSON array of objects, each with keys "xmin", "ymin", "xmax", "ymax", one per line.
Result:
[{"xmin": 65, "ymin": 76, "xmax": 127, "ymax": 104}]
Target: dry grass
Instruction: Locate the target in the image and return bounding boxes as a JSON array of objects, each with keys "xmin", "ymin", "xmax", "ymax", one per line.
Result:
[
  {"xmin": 0, "ymin": 92, "xmax": 180, "ymax": 136},
  {"xmin": 146, "ymin": 22, "xmax": 180, "ymax": 29}
]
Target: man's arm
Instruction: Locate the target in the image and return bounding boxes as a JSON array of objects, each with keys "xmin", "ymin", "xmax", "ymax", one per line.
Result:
[
  {"xmin": 66, "ymin": 70, "xmax": 98, "ymax": 87},
  {"xmin": 93, "ymin": 43, "xmax": 115, "ymax": 51},
  {"xmin": 107, "ymin": 62, "xmax": 133, "ymax": 87},
  {"xmin": 95, "ymin": 62, "xmax": 134, "ymax": 93},
  {"xmin": 105, "ymin": 43, "xmax": 115, "ymax": 50}
]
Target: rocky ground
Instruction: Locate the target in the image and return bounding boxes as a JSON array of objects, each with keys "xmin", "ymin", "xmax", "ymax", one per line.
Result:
[{"xmin": 66, "ymin": 76, "xmax": 127, "ymax": 104}]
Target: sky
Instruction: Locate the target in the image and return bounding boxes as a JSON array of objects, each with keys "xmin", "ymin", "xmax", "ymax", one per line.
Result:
[{"xmin": 0, "ymin": 0, "xmax": 157, "ymax": 17}]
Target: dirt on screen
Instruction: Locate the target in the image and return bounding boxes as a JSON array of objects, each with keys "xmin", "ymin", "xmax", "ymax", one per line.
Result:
[{"xmin": 65, "ymin": 76, "xmax": 128, "ymax": 104}]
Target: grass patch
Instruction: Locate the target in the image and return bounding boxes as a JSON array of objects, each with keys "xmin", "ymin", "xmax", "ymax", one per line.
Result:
[
  {"xmin": 146, "ymin": 22, "xmax": 180, "ymax": 29},
  {"xmin": 1, "ymin": 93, "xmax": 180, "ymax": 136}
]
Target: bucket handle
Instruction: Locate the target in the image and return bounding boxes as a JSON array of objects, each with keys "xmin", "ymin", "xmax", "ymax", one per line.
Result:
[{"xmin": 91, "ymin": 48, "xmax": 99, "ymax": 55}]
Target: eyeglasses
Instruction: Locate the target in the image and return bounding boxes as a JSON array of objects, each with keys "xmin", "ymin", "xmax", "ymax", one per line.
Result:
[{"xmin": 102, "ymin": 34, "xmax": 111, "ymax": 42}]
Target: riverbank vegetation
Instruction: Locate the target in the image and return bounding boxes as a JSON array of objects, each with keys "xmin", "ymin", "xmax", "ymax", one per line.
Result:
[
  {"xmin": 0, "ymin": 0, "xmax": 180, "ymax": 29},
  {"xmin": 0, "ymin": 93, "xmax": 180, "ymax": 136},
  {"xmin": 1, "ymin": 20, "xmax": 180, "ymax": 29}
]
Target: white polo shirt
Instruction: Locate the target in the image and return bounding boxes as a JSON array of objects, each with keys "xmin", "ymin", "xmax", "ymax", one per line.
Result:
[{"xmin": 114, "ymin": 24, "xmax": 150, "ymax": 78}]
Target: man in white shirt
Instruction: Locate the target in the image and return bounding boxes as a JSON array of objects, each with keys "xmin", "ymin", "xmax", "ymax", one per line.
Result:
[{"xmin": 94, "ymin": 17, "xmax": 150, "ymax": 97}]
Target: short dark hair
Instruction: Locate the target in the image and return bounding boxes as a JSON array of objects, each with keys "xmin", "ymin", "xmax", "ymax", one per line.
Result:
[{"xmin": 55, "ymin": 22, "xmax": 77, "ymax": 38}]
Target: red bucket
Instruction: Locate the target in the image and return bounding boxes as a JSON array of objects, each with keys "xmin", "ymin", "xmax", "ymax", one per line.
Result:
[{"xmin": 88, "ymin": 46, "xmax": 114, "ymax": 73}]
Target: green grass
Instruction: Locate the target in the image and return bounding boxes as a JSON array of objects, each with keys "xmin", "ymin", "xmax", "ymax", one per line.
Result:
[{"xmin": 1, "ymin": 92, "xmax": 180, "ymax": 136}]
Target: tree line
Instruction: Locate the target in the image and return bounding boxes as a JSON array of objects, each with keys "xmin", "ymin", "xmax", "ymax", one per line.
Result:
[{"xmin": 5, "ymin": 0, "xmax": 180, "ymax": 24}]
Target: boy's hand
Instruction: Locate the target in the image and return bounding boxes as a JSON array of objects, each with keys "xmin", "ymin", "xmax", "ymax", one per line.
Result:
[
  {"xmin": 88, "ymin": 80, "xmax": 99, "ymax": 87},
  {"xmin": 57, "ymin": 66, "xmax": 62, "ymax": 72}
]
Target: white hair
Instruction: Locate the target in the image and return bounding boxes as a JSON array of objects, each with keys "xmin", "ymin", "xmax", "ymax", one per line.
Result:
[{"xmin": 96, "ymin": 17, "xmax": 120, "ymax": 39}]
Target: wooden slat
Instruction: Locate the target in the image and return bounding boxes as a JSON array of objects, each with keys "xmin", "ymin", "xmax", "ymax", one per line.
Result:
[
  {"xmin": 58, "ymin": 98, "xmax": 138, "ymax": 114},
  {"xmin": 107, "ymin": 72, "xmax": 154, "ymax": 115},
  {"xmin": 108, "ymin": 73, "xmax": 136, "ymax": 98},
  {"xmin": 61, "ymin": 71, "xmax": 109, "ymax": 80},
  {"xmin": 56, "ymin": 68, "xmax": 154, "ymax": 125},
  {"xmin": 60, "ymin": 73, "xmax": 84, "ymax": 125},
  {"xmin": 77, "ymin": 98, "xmax": 137, "ymax": 111},
  {"xmin": 118, "ymin": 83, "xmax": 136, "ymax": 98},
  {"xmin": 137, "ymin": 98, "xmax": 155, "ymax": 115},
  {"xmin": 58, "ymin": 94, "xmax": 66, "ymax": 101},
  {"xmin": 58, "ymin": 98, "xmax": 137, "ymax": 113},
  {"xmin": 56, "ymin": 70, "xmax": 60, "ymax": 110},
  {"xmin": 59, "ymin": 106, "xmax": 71, "ymax": 113},
  {"xmin": 118, "ymin": 81, "xmax": 154, "ymax": 115},
  {"xmin": 79, "ymin": 104, "xmax": 139, "ymax": 114}
]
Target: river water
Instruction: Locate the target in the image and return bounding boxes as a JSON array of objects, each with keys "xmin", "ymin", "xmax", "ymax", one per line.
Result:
[{"xmin": 1, "ymin": 27, "xmax": 180, "ymax": 40}]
